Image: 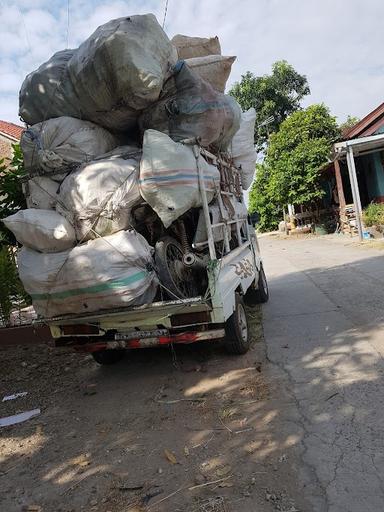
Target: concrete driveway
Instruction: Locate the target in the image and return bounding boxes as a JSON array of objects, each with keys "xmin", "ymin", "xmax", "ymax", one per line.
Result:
[{"xmin": 261, "ymin": 234, "xmax": 384, "ymax": 512}]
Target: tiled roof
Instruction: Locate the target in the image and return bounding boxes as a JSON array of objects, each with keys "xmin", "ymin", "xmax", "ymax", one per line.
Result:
[{"xmin": 0, "ymin": 120, "xmax": 24, "ymax": 141}]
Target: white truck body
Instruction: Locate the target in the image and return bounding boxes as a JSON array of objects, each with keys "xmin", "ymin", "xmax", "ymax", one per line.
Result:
[{"xmin": 46, "ymin": 144, "xmax": 265, "ymax": 354}]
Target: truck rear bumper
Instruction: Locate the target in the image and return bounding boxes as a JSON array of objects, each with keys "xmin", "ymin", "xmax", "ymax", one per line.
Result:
[{"xmin": 68, "ymin": 328, "xmax": 225, "ymax": 353}]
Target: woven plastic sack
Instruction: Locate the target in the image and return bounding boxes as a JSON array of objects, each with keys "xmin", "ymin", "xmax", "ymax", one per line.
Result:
[
  {"xmin": 139, "ymin": 61, "xmax": 241, "ymax": 150},
  {"xmin": 140, "ymin": 130, "xmax": 220, "ymax": 228},
  {"xmin": 21, "ymin": 117, "xmax": 117, "ymax": 173},
  {"xmin": 18, "ymin": 230, "xmax": 158, "ymax": 318},
  {"xmin": 23, "ymin": 177, "xmax": 61, "ymax": 210},
  {"xmin": 185, "ymin": 55, "xmax": 236, "ymax": 92},
  {"xmin": 67, "ymin": 14, "xmax": 177, "ymax": 131},
  {"xmin": 171, "ymin": 34, "xmax": 221, "ymax": 59},
  {"xmin": 57, "ymin": 147, "xmax": 141, "ymax": 241},
  {"xmin": 19, "ymin": 50, "xmax": 81, "ymax": 126},
  {"xmin": 3, "ymin": 209, "xmax": 76, "ymax": 253},
  {"xmin": 230, "ymin": 108, "xmax": 257, "ymax": 189}
]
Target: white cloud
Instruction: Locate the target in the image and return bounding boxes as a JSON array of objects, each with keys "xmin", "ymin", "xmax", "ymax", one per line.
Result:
[{"xmin": 1, "ymin": 0, "xmax": 384, "ymax": 125}]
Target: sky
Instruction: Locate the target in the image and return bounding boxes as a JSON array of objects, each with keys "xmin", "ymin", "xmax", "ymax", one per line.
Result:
[{"xmin": 1, "ymin": 0, "xmax": 384, "ymax": 126}]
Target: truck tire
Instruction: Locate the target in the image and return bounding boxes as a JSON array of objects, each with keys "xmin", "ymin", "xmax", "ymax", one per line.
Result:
[
  {"xmin": 155, "ymin": 236, "xmax": 198, "ymax": 299},
  {"xmin": 92, "ymin": 349, "xmax": 125, "ymax": 365},
  {"xmin": 225, "ymin": 293, "xmax": 250, "ymax": 354},
  {"xmin": 244, "ymin": 263, "xmax": 269, "ymax": 305}
]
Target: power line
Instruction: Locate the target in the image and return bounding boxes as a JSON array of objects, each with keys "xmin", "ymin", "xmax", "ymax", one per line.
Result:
[
  {"xmin": 16, "ymin": 4, "xmax": 32, "ymax": 54},
  {"xmin": 162, "ymin": 0, "xmax": 169, "ymax": 29},
  {"xmin": 66, "ymin": 0, "xmax": 70, "ymax": 48}
]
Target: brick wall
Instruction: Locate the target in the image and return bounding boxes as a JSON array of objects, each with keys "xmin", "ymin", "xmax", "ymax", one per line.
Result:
[{"xmin": 0, "ymin": 133, "xmax": 14, "ymax": 165}]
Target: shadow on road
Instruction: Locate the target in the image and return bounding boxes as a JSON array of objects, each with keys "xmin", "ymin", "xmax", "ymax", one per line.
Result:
[{"xmin": 1, "ymin": 253, "xmax": 384, "ymax": 511}]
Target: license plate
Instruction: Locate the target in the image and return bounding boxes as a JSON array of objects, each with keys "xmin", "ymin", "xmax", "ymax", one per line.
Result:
[{"xmin": 115, "ymin": 329, "xmax": 168, "ymax": 341}]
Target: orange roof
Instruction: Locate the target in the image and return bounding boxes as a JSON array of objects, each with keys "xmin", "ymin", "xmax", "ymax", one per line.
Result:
[{"xmin": 0, "ymin": 120, "xmax": 24, "ymax": 141}]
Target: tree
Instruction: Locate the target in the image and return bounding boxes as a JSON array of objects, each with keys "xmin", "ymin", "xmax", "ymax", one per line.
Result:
[
  {"xmin": 229, "ymin": 61, "xmax": 310, "ymax": 151},
  {"xmin": 249, "ymin": 104, "xmax": 340, "ymax": 231},
  {"xmin": 0, "ymin": 143, "xmax": 27, "ymax": 246},
  {"xmin": 0, "ymin": 144, "xmax": 30, "ymax": 324},
  {"xmin": 339, "ymin": 115, "xmax": 360, "ymax": 136}
]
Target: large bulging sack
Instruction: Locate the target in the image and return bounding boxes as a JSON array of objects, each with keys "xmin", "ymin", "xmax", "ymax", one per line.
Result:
[
  {"xmin": 21, "ymin": 117, "xmax": 117, "ymax": 173},
  {"xmin": 23, "ymin": 176, "xmax": 61, "ymax": 210},
  {"xmin": 140, "ymin": 130, "xmax": 220, "ymax": 227},
  {"xmin": 18, "ymin": 230, "xmax": 158, "ymax": 318},
  {"xmin": 185, "ymin": 55, "xmax": 236, "ymax": 93},
  {"xmin": 57, "ymin": 147, "xmax": 141, "ymax": 241},
  {"xmin": 139, "ymin": 61, "xmax": 241, "ymax": 149},
  {"xmin": 19, "ymin": 50, "xmax": 81, "ymax": 126},
  {"xmin": 67, "ymin": 14, "xmax": 177, "ymax": 131},
  {"xmin": 171, "ymin": 34, "xmax": 221, "ymax": 59},
  {"xmin": 3, "ymin": 209, "xmax": 76, "ymax": 253},
  {"xmin": 230, "ymin": 108, "xmax": 257, "ymax": 189}
]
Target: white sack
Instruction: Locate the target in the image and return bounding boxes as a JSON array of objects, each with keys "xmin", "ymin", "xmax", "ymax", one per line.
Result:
[
  {"xmin": 193, "ymin": 204, "xmax": 231, "ymax": 245},
  {"xmin": 57, "ymin": 148, "xmax": 141, "ymax": 241},
  {"xmin": 140, "ymin": 130, "xmax": 220, "ymax": 228},
  {"xmin": 21, "ymin": 117, "xmax": 117, "ymax": 173},
  {"xmin": 172, "ymin": 34, "xmax": 221, "ymax": 59},
  {"xmin": 3, "ymin": 209, "xmax": 76, "ymax": 253},
  {"xmin": 19, "ymin": 50, "xmax": 81, "ymax": 126},
  {"xmin": 24, "ymin": 177, "xmax": 61, "ymax": 210},
  {"xmin": 230, "ymin": 108, "xmax": 257, "ymax": 189},
  {"xmin": 184, "ymin": 55, "xmax": 236, "ymax": 93},
  {"xmin": 68, "ymin": 14, "xmax": 177, "ymax": 131},
  {"xmin": 18, "ymin": 230, "xmax": 158, "ymax": 318}
]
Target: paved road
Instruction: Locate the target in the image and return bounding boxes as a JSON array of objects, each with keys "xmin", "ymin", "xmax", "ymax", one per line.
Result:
[{"xmin": 261, "ymin": 234, "xmax": 384, "ymax": 512}]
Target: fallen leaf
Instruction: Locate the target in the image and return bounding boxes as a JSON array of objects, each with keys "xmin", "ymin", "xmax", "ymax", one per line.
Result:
[
  {"xmin": 219, "ymin": 481, "xmax": 233, "ymax": 488},
  {"xmin": 216, "ymin": 465, "xmax": 231, "ymax": 477},
  {"xmin": 164, "ymin": 449, "xmax": 177, "ymax": 464},
  {"xmin": 219, "ymin": 408, "xmax": 236, "ymax": 419},
  {"xmin": 184, "ymin": 446, "xmax": 190, "ymax": 457},
  {"xmin": 72, "ymin": 454, "xmax": 91, "ymax": 467}
]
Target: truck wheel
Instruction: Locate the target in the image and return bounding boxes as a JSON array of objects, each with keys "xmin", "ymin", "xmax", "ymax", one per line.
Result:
[
  {"xmin": 155, "ymin": 236, "xmax": 198, "ymax": 299},
  {"xmin": 92, "ymin": 349, "xmax": 125, "ymax": 365},
  {"xmin": 225, "ymin": 294, "xmax": 250, "ymax": 354},
  {"xmin": 244, "ymin": 264, "xmax": 269, "ymax": 305}
]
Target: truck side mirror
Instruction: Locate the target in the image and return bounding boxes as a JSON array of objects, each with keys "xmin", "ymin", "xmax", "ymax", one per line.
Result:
[{"xmin": 249, "ymin": 212, "xmax": 260, "ymax": 225}]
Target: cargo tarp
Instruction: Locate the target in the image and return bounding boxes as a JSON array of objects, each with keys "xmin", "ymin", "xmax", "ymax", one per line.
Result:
[{"xmin": 139, "ymin": 61, "xmax": 241, "ymax": 150}]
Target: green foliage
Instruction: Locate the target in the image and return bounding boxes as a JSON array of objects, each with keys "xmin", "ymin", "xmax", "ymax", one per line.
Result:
[
  {"xmin": 248, "ymin": 165, "xmax": 282, "ymax": 232},
  {"xmin": 0, "ymin": 144, "xmax": 31, "ymax": 324},
  {"xmin": 0, "ymin": 143, "xmax": 27, "ymax": 245},
  {"xmin": 229, "ymin": 61, "xmax": 310, "ymax": 151},
  {"xmin": 339, "ymin": 115, "xmax": 360, "ymax": 136},
  {"xmin": 362, "ymin": 203, "xmax": 384, "ymax": 227},
  {"xmin": 0, "ymin": 245, "xmax": 30, "ymax": 325},
  {"xmin": 249, "ymin": 104, "xmax": 340, "ymax": 231}
]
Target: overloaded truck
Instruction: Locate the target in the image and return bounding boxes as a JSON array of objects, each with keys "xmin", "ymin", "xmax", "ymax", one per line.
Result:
[{"xmin": 3, "ymin": 14, "xmax": 268, "ymax": 363}]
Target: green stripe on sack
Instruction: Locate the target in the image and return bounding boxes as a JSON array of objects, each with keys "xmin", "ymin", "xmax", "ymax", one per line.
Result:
[{"xmin": 31, "ymin": 270, "xmax": 148, "ymax": 301}]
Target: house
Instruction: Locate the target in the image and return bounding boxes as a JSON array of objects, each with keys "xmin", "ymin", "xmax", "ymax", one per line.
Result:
[
  {"xmin": 331, "ymin": 102, "xmax": 384, "ymax": 239},
  {"xmin": 0, "ymin": 120, "xmax": 24, "ymax": 164}
]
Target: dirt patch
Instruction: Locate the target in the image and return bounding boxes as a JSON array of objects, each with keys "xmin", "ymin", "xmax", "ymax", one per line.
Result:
[{"xmin": 0, "ymin": 305, "xmax": 310, "ymax": 512}]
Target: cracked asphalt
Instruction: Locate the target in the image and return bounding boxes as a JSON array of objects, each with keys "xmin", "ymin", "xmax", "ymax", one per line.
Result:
[{"xmin": 261, "ymin": 234, "xmax": 384, "ymax": 512}]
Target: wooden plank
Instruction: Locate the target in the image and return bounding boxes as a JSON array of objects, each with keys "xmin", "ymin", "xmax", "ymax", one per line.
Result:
[{"xmin": 0, "ymin": 324, "xmax": 52, "ymax": 347}]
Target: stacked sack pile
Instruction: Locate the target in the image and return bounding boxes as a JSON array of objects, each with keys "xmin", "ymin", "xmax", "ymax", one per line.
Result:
[{"xmin": 3, "ymin": 13, "xmax": 257, "ymax": 319}]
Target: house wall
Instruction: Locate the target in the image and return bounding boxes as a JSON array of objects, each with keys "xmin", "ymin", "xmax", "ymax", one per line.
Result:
[
  {"xmin": 365, "ymin": 151, "xmax": 384, "ymax": 202},
  {"xmin": 0, "ymin": 133, "xmax": 15, "ymax": 164}
]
